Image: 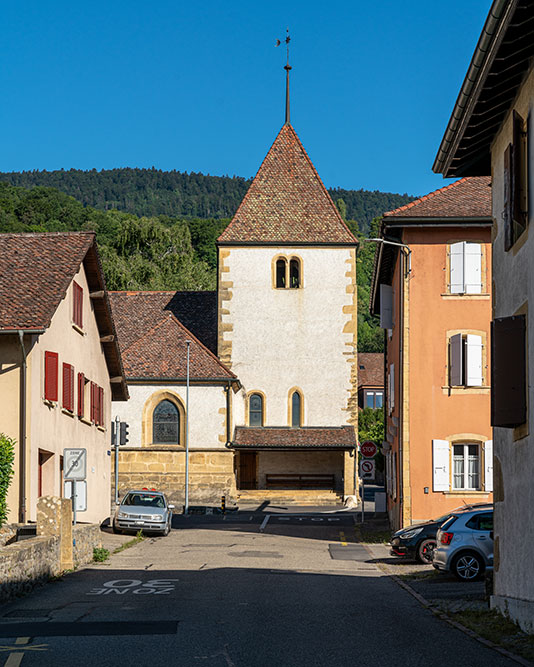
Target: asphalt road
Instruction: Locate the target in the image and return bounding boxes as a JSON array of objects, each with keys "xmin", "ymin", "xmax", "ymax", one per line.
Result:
[{"xmin": 0, "ymin": 514, "xmax": 517, "ymax": 667}]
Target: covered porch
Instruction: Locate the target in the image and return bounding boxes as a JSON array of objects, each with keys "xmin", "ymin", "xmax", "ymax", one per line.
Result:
[{"xmin": 231, "ymin": 426, "xmax": 357, "ymax": 501}]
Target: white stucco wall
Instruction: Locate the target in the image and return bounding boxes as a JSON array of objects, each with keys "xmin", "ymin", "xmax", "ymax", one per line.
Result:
[
  {"xmin": 490, "ymin": 63, "xmax": 534, "ymax": 631},
  {"xmin": 112, "ymin": 383, "xmax": 228, "ymax": 449},
  {"xmin": 27, "ymin": 263, "xmax": 113, "ymax": 524},
  {"xmin": 220, "ymin": 246, "xmax": 356, "ymax": 427}
]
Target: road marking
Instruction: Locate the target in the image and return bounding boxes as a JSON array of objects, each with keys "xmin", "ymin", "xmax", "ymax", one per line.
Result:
[
  {"xmin": 259, "ymin": 515, "xmax": 270, "ymax": 533},
  {"xmin": 339, "ymin": 531, "xmax": 348, "ymax": 546},
  {"xmin": 3, "ymin": 637, "xmax": 48, "ymax": 667},
  {"xmin": 87, "ymin": 578, "xmax": 179, "ymax": 596}
]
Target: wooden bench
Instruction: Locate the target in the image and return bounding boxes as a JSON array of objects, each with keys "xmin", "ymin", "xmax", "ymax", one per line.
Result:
[{"xmin": 265, "ymin": 474, "xmax": 335, "ymax": 490}]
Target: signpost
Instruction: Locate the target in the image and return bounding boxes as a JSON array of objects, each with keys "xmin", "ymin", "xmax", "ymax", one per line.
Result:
[
  {"xmin": 63, "ymin": 448, "xmax": 87, "ymax": 525},
  {"xmin": 359, "ymin": 441, "xmax": 378, "ymax": 524}
]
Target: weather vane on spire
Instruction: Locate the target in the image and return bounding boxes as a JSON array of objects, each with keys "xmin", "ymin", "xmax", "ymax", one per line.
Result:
[{"xmin": 276, "ymin": 28, "xmax": 292, "ymax": 125}]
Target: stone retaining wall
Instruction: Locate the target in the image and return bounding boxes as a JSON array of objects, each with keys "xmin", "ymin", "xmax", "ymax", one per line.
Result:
[
  {"xmin": 0, "ymin": 497, "xmax": 103, "ymax": 603},
  {"xmin": 0, "ymin": 523, "xmax": 20, "ymax": 547}
]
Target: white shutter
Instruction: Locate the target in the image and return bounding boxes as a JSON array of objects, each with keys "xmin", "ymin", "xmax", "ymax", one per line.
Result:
[
  {"xmin": 380, "ymin": 284, "xmax": 393, "ymax": 329},
  {"xmin": 389, "ymin": 364, "xmax": 395, "ymax": 412},
  {"xmin": 392, "ymin": 452, "xmax": 397, "ymax": 501},
  {"xmin": 450, "ymin": 334, "xmax": 463, "ymax": 386},
  {"xmin": 465, "ymin": 334, "xmax": 483, "ymax": 386},
  {"xmin": 449, "ymin": 242, "xmax": 465, "ymax": 293},
  {"xmin": 484, "ymin": 440, "xmax": 493, "ymax": 492},
  {"xmin": 433, "ymin": 440, "xmax": 450, "ymax": 491},
  {"xmin": 464, "ymin": 243, "xmax": 482, "ymax": 294}
]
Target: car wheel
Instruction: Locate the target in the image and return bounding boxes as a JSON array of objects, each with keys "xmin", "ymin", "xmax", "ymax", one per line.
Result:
[
  {"xmin": 452, "ymin": 551, "xmax": 485, "ymax": 581},
  {"xmin": 112, "ymin": 523, "xmax": 122, "ymax": 535},
  {"xmin": 163, "ymin": 521, "xmax": 171, "ymax": 537},
  {"xmin": 416, "ymin": 538, "xmax": 436, "ymax": 564}
]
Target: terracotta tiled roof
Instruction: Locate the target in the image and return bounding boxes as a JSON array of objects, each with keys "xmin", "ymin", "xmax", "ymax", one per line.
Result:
[
  {"xmin": 358, "ymin": 353, "xmax": 384, "ymax": 388},
  {"xmin": 109, "ymin": 291, "xmax": 234, "ymax": 381},
  {"xmin": 231, "ymin": 426, "xmax": 356, "ymax": 449},
  {"xmin": 383, "ymin": 177, "xmax": 491, "ymax": 219},
  {"xmin": 0, "ymin": 232, "xmax": 95, "ymax": 330},
  {"xmin": 109, "ymin": 291, "xmax": 217, "ymax": 354},
  {"xmin": 218, "ymin": 124, "xmax": 357, "ymax": 245}
]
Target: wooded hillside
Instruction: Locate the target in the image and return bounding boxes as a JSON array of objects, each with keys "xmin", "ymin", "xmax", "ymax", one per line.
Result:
[{"xmin": 0, "ymin": 168, "xmax": 414, "ymax": 233}]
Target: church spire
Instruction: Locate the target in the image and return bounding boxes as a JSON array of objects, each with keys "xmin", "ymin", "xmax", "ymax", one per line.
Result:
[{"xmin": 284, "ymin": 29, "xmax": 291, "ymax": 125}]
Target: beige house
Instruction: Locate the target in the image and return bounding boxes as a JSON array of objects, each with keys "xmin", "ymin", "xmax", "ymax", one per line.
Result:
[
  {"xmin": 0, "ymin": 232, "xmax": 128, "ymax": 524},
  {"xmin": 433, "ymin": 0, "xmax": 534, "ymax": 632}
]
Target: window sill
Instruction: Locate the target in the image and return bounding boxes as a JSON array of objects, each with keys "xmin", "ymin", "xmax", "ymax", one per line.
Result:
[
  {"xmin": 61, "ymin": 408, "xmax": 75, "ymax": 418},
  {"xmin": 97, "ymin": 425, "xmax": 106, "ymax": 432},
  {"xmin": 72, "ymin": 323, "xmax": 85, "ymax": 336},
  {"xmin": 443, "ymin": 491, "xmax": 491, "ymax": 496},
  {"xmin": 442, "ymin": 385, "xmax": 490, "ymax": 396},
  {"xmin": 441, "ymin": 293, "xmax": 490, "ymax": 300},
  {"xmin": 43, "ymin": 399, "xmax": 57, "ymax": 408},
  {"xmin": 79, "ymin": 416, "xmax": 93, "ymax": 426}
]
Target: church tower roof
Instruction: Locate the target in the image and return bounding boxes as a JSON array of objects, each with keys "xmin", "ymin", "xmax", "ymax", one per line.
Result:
[{"xmin": 217, "ymin": 123, "xmax": 357, "ymax": 245}]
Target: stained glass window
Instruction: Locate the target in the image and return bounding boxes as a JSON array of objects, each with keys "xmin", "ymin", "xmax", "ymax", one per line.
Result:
[
  {"xmin": 249, "ymin": 394, "xmax": 263, "ymax": 426},
  {"xmin": 153, "ymin": 400, "xmax": 180, "ymax": 444},
  {"xmin": 291, "ymin": 392, "xmax": 301, "ymax": 427}
]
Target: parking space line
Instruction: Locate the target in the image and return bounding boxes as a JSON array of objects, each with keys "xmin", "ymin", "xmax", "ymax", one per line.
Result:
[
  {"xmin": 339, "ymin": 531, "xmax": 348, "ymax": 546},
  {"xmin": 259, "ymin": 515, "xmax": 270, "ymax": 533}
]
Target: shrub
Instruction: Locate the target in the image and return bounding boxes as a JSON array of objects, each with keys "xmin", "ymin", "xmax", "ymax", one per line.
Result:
[
  {"xmin": 0, "ymin": 433, "xmax": 15, "ymax": 526},
  {"xmin": 93, "ymin": 547, "xmax": 110, "ymax": 562}
]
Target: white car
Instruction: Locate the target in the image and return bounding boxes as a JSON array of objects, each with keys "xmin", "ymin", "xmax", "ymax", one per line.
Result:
[{"xmin": 113, "ymin": 489, "xmax": 174, "ymax": 536}]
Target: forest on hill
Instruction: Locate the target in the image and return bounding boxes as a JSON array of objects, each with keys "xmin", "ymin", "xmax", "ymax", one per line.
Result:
[
  {"xmin": 0, "ymin": 168, "xmax": 414, "ymax": 233},
  {"xmin": 0, "ymin": 180, "xmax": 391, "ymax": 352}
]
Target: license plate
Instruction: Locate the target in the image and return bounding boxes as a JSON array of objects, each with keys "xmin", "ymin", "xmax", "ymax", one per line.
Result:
[{"xmin": 135, "ymin": 521, "xmax": 145, "ymax": 525}]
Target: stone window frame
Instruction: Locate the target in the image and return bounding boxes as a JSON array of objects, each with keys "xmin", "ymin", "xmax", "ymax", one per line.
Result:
[
  {"xmin": 439, "ymin": 433, "xmax": 492, "ymax": 495},
  {"xmin": 271, "ymin": 254, "xmax": 303, "ymax": 290},
  {"xmin": 442, "ymin": 239, "xmax": 489, "ymax": 298},
  {"xmin": 245, "ymin": 390, "xmax": 266, "ymax": 427},
  {"xmin": 443, "ymin": 328, "xmax": 489, "ymax": 395},
  {"xmin": 287, "ymin": 387, "xmax": 304, "ymax": 427},
  {"xmin": 142, "ymin": 390, "xmax": 186, "ymax": 447}
]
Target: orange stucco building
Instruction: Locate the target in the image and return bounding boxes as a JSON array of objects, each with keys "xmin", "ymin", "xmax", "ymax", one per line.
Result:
[{"xmin": 371, "ymin": 177, "xmax": 493, "ymax": 530}]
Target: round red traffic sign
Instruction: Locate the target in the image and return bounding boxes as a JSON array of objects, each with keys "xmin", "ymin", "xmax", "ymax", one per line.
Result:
[{"xmin": 360, "ymin": 441, "xmax": 377, "ymax": 458}]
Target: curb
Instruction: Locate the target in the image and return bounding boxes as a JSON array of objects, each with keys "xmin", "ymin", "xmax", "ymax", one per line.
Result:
[{"xmin": 358, "ymin": 542, "xmax": 533, "ymax": 667}]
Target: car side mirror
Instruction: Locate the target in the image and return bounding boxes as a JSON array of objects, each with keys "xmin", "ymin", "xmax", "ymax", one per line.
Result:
[{"xmin": 168, "ymin": 504, "xmax": 175, "ymax": 510}]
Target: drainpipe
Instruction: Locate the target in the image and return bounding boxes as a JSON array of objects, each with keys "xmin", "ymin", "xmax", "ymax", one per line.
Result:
[
  {"xmin": 17, "ymin": 330, "xmax": 27, "ymax": 524},
  {"xmin": 225, "ymin": 381, "xmax": 232, "ymax": 446}
]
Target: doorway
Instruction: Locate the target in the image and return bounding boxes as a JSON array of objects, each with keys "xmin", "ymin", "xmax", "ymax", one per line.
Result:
[{"xmin": 239, "ymin": 452, "xmax": 257, "ymax": 490}]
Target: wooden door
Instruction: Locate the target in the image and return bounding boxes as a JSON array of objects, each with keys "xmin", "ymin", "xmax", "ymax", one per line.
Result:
[{"xmin": 239, "ymin": 452, "xmax": 257, "ymax": 490}]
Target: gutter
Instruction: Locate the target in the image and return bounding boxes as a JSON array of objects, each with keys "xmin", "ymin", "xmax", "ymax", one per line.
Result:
[
  {"xmin": 433, "ymin": 0, "xmax": 515, "ymax": 175},
  {"xmin": 225, "ymin": 380, "xmax": 232, "ymax": 446},
  {"xmin": 17, "ymin": 331, "xmax": 29, "ymax": 524}
]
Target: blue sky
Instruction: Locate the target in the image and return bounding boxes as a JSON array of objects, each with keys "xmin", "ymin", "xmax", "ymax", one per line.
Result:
[{"xmin": 1, "ymin": 1, "xmax": 490, "ymax": 196}]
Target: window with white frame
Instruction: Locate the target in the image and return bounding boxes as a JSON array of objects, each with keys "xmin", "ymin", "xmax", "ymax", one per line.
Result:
[
  {"xmin": 365, "ymin": 390, "xmax": 383, "ymax": 409},
  {"xmin": 449, "ymin": 333, "xmax": 483, "ymax": 387},
  {"xmin": 432, "ymin": 439, "xmax": 493, "ymax": 493},
  {"xmin": 449, "ymin": 242, "xmax": 482, "ymax": 294}
]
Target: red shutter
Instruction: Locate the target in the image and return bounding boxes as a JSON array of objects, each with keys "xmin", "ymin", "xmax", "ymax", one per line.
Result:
[
  {"xmin": 77, "ymin": 373, "xmax": 85, "ymax": 417},
  {"xmin": 44, "ymin": 351, "xmax": 59, "ymax": 401},
  {"xmin": 90, "ymin": 382, "xmax": 95, "ymax": 422},
  {"xmin": 62, "ymin": 363, "xmax": 74, "ymax": 411},
  {"xmin": 73, "ymin": 282, "xmax": 83, "ymax": 329},
  {"xmin": 99, "ymin": 386, "xmax": 104, "ymax": 426}
]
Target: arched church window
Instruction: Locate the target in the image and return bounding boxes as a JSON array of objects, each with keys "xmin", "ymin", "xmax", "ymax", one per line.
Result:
[
  {"xmin": 153, "ymin": 399, "xmax": 180, "ymax": 444},
  {"xmin": 289, "ymin": 259, "xmax": 300, "ymax": 288},
  {"xmin": 291, "ymin": 391, "xmax": 302, "ymax": 427},
  {"xmin": 249, "ymin": 393, "xmax": 264, "ymax": 427},
  {"xmin": 276, "ymin": 258, "xmax": 287, "ymax": 288}
]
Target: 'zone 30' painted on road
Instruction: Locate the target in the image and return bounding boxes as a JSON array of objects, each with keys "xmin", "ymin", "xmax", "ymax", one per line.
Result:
[{"xmin": 87, "ymin": 579, "xmax": 178, "ymax": 595}]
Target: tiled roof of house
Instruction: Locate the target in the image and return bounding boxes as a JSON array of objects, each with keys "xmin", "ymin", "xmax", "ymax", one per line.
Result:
[
  {"xmin": 383, "ymin": 176, "xmax": 491, "ymax": 219},
  {"xmin": 218, "ymin": 124, "xmax": 357, "ymax": 245},
  {"xmin": 358, "ymin": 353, "xmax": 384, "ymax": 388},
  {"xmin": 0, "ymin": 232, "xmax": 128, "ymax": 400},
  {"xmin": 0, "ymin": 232, "xmax": 95, "ymax": 330},
  {"xmin": 109, "ymin": 291, "xmax": 234, "ymax": 381},
  {"xmin": 231, "ymin": 426, "xmax": 356, "ymax": 449}
]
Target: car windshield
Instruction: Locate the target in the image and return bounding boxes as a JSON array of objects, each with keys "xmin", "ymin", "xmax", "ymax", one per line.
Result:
[
  {"xmin": 122, "ymin": 493, "xmax": 165, "ymax": 508},
  {"xmin": 433, "ymin": 513, "xmax": 452, "ymax": 523}
]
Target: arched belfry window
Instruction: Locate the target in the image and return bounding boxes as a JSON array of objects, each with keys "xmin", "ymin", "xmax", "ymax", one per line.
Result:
[
  {"xmin": 276, "ymin": 259, "xmax": 287, "ymax": 288},
  {"xmin": 289, "ymin": 259, "xmax": 300, "ymax": 288},
  {"xmin": 249, "ymin": 393, "xmax": 264, "ymax": 427},
  {"xmin": 153, "ymin": 399, "xmax": 180, "ymax": 444},
  {"xmin": 291, "ymin": 391, "xmax": 302, "ymax": 427}
]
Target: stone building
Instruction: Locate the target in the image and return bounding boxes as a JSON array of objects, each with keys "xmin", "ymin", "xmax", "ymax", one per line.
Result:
[
  {"xmin": 0, "ymin": 232, "xmax": 128, "ymax": 524},
  {"xmin": 433, "ymin": 0, "xmax": 534, "ymax": 633},
  {"xmin": 111, "ymin": 120, "xmax": 359, "ymax": 506}
]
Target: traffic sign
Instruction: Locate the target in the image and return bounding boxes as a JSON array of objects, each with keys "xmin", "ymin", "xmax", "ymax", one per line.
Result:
[
  {"xmin": 360, "ymin": 441, "xmax": 378, "ymax": 458},
  {"xmin": 64, "ymin": 448, "xmax": 87, "ymax": 480},
  {"xmin": 64, "ymin": 480, "xmax": 87, "ymax": 511},
  {"xmin": 360, "ymin": 459, "xmax": 375, "ymax": 480}
]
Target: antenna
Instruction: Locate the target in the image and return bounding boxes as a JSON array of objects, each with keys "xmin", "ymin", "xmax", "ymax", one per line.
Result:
[{"xmin": 276, "ymin": 28, "xmax": 292, "ymax": 125}]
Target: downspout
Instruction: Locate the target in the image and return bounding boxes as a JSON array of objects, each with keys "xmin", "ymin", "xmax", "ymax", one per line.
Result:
[
  {"xmin": 17, "ymin": 330, "xmax": 27, "ymax": 524},
  {"xmin": 398, "ymin": 251, "xmax": 405, "ymax": 528},
  {"xmin": 225, "ymin": 381, "xmax": 232, "ymax": 446}
]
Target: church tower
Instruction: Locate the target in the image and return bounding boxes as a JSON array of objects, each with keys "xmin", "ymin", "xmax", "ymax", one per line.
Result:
[{"xmin": 217, "ymin": 69, "xmax": 358, "ymax": 501}]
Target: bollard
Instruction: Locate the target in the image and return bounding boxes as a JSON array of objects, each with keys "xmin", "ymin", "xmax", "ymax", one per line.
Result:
[{"xmin": 221, "ymin": 495, "xmax": 226, "ymax": 514}]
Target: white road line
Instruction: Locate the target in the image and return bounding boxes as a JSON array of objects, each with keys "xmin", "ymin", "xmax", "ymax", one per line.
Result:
[
  {"xmin": 4, "ymin": 652, "xmax": 24, "ymax": 667},
  {"xmin": 259, "ymin": 515, "xmax": 271, "ymax": 533}
]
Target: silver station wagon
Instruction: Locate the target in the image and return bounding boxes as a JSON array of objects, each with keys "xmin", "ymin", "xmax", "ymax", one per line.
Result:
[{"xmin": 113, "ymin": 489, "xmax": 174, "ymax": 536}]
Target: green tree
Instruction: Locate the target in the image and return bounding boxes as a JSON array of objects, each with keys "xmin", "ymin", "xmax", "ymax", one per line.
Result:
[
  {"xmin": 357, "ymin": 217, "xmax": 384, "ymax": 352},
  {"xmin": 0, "ymin": 434, "xmax": 15, "ymax": 526},
  {"xmin": 336, "ymin": 198, "xmax": 347, "ymax": 220},
  {"xmin": 358, "ymin": 408, "xmax": 385, "ymax": 473}
]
